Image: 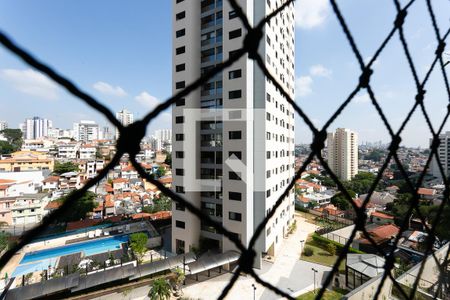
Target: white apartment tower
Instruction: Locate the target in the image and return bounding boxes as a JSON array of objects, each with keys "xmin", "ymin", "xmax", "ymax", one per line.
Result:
[
  {"xmin": 0, "ymin": 121, "xmax": 7, "ymax": 131},
  {"xmin": 154, "ymin": 129, "xmax": 172, "ymax": 143},
  {"xmin": 115, "ymin": 109, "xmax": 134, "ymax": 139},
  {"xmin": 23, "ymin": 117, "xmax": 52, "ymax": 140},
  {"xmin": 171, "ymin": 0, "xmax": 296, "ymax": 267},
  {"xmin": 430, "ymin": 131, "xmax": 450, "ymax": 179},
  {"xmin": 327, "ymin": 128, "xmax": 358, "ymax": 181},
  {"xmin": 73, "ymin": 120, "xmax": 99, "ymax": 143}
]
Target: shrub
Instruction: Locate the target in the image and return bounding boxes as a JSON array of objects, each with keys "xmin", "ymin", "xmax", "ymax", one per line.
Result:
[
  {"xmin": 325, "ymin": 243, "xmax": 336, "ymax": 256},
  {"xmin": 303, "ymin": 247, "xmax": 314, "ymax": 256},
  {"xmin": 311, "ymin": 233, "xmax": 364, "ymax": 254}
]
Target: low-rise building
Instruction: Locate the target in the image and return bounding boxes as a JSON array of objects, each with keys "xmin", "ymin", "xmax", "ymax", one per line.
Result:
[
  {"xmin": 0, "ymin": 151, "xmax": 54, "ymax": 172},
  {"xmin": 11, "ymin": 193, "xmax": 50, "ymax": 225},
  {"xmin": 79, "ymin": 144, "xmax": 97, "ymax": 160}
]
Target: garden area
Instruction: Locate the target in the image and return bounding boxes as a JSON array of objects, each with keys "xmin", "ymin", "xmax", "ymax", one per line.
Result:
[
  {"xmin": 296, "ymin": 289, "xmax": 344, "ymax": 300},
  {"xmin": 301, "ymin": 233, "xmax": 363, "ymax": 273}
]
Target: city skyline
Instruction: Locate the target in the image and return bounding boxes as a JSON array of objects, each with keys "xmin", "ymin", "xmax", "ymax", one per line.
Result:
[{"xmin": 1, "ymin": 0, "xmax": 450, "ymax": 148}]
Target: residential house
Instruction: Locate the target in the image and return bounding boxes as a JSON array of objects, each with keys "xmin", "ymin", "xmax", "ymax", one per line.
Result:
[
  {"xmin": 57, "ymin": 142, "xmax": 80, "ymax": 159},
  {"xmin": 417, "ymin": 188, "xmax": 436, "ymax": 202},
  {"xmin": 59, "ymin": 172, "xmax": 83, "ymax": 190},
  {"xmin": 0, "ymin": 179, "xmax": 36, "ymax": 197},
  {"xmin": 79, "ymin": 144, "xmax": 97, "ymax": 160},
  {"xmin": 0, "ymin": 197, "xmax": 16, "ymax": 225},
  {"xmin": 0, "ymin": 151, "xmax": 54, "ymax": 172},
  {"xmin": 42, "ymin": 176, "xmax": 60, "ymax": 191},
  {"xmin": 356, "ymin": 224, "xmax": 400, "ymax": 254},
  {"xmin": 359, "ymin": 191, "xmax": 396, "ymax": 208},
  {"xmin": 11, "ymin": 193, "xmax": 50, "ymax": 225},
  {"xmin": 370, "ymin": 211, "xmax": 395, "ymax": 225}
]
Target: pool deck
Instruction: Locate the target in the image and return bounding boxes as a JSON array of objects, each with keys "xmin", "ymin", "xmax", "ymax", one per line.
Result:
[{"xmin": 0, "ymin": 220, "xmax": 160, "ymax": 281}]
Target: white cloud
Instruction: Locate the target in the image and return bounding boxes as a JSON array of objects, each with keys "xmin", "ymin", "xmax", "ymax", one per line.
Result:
[
  {"xmin": 135, "ymin": 91, "xmax": 160, "ymax": 110},
  {"xmin": 354, "ymin": 93, "xmax": 371, "ymax": 104},
  {"xmin": 309, "ymin": 64, "xmax": 332, "ymax": 78},
  {"xmin": 0, "ymin": 68, "xmax": 58, "ymax": 100},
  {"xmin": 295, "ymin": 0, "xmax": 330, "ymax": 29},
  {"xmin": 296, "ymin": 76, "xmax": 313, "ymax": 97},
  {"xmin": 93, "ymin": 81, "xmax": 127, "ymax": 97}
]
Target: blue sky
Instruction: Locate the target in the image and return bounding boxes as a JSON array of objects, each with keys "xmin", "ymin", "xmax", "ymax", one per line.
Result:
[{"xmin": 0, "ymin": 0, "xmax": 449, "ymax": 147}]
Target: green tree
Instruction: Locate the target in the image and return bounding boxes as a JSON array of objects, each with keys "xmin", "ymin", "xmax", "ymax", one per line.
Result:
[
  {"xmin": 156, "ymin": 166, "xmax": 166, "ymax": 178},
  {"xmin": 164, "ymin": 152, "xmax": 172, "ymax": 167},
  {"xmin": 129, "ymin": 232, "xmax": 148, "ymax": 263},
  {"xmin": 0, "ymin": 232, "xmax": 9, "ymax": 251},
  {"xmin": 0, "ymin": 141, "xmax": 14, "ymax": 155},
  {"xmin": 55, "ymin": 191, "xmax": 97, "ymax": 222},
  {"xmin": 343, "ymin": 172, "xmax": 379, "ymax": 194},
  {"xmin": 53, "ymin": 161, "xmax": 79, "ymax": 175},
  {"xmin": 331, "ymin": 190, "xmax": 356, "ymax": 210},
  {"xmin": 143, "ymin": 195, "xmax": 172, "ymax": 213},
  {"xmin": 148, "ymin": 278, "xmax": 171, "ymax": 300},
  {"xmin": 0, "ymin": 129, "xmax": 23, "ymax": 150}
]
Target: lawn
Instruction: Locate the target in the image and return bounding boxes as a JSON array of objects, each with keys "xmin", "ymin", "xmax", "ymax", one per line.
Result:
[
  {"xmin": 297, "ymin": 289, "xmax": 343, "ymax": 300},
  {"xmin": 301, "ymin": 242, "xmax": 346, "ymax": 273}
]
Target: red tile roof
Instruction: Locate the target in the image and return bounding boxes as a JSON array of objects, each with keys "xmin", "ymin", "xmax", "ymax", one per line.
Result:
[
  {"xmin": 417, "ymin": 188, "xmax": 435, "ymax": 196},
  {"xmin": 45, "ymin": 201, "xmax": 61, "ymax": 210},
  {"xmin": 371, "ymin": 211, "xmax": 394, "ymax": 220},
  {"xmin": 43, "ymin": 176, "xmax": 60, "ymax": 183}
]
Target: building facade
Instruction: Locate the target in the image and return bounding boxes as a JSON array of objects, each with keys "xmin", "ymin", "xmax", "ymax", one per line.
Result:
[
  {"xmin": 23, "ymin": 117, "xmax": 52, "ymax": 140},
  {"xmin": 171, "ymin": 0, "xmax": 296, "ymax": 267},
  {"xmin": 116, "ymin": 109, "xmax": 134, "ymax": 139},
  {"xmin": 430, "ymin": 131, "xmax": 450, "ymax": 179},
  {"xmin": 327, "ymin": 128, "xmax": 358, "ymax": 181},
  {"xmin": 73, "ymin": 120, "xmax": 99, "ymax": 142}
]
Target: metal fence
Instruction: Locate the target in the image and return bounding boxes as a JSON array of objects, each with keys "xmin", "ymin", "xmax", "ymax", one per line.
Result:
[{"xmin": 0, "ymin": 0, "xmax": 450, "ymax": 299}]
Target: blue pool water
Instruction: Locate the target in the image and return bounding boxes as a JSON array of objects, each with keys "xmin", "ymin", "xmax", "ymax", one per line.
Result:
[{"xmin": 20, "ymin": 235, "xmax": 129, "ymax": 265}]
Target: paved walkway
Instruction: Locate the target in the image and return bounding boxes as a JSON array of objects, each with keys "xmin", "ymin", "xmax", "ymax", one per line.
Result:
[{"xmin": 97, "ymin": 213, "xmax": 333, "ymax": 300}]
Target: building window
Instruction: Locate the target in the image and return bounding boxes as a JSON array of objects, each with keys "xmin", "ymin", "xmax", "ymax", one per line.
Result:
[
  {"xmin": 267, "ymin": 170, "xmax": 271, "ymax": 178},
  {"xmin": 229, "ymin": 131, "xmax": 242, "ymax": 140},
  {"xmin": 176, "ymin": 186, "xmax": 185, "ymax": 193},
  {"xmin": 229, "ymin": 171, "xmax": 241, "ymax": 180},
  {"xmin": 267, "ymin": 151, "xmax": 271, "ymax": 159},
  {"xmin": 229, "ymin": 151, "xmax": 242, "ymax": 159},
  {"xmin": 229, "ymin": 10, "xmax": 238, "ymax": 19},
  {"xmin": 229, "ymin": 29, "xmax": 242, "ymax": 39},
  {"xmin": 267, "ymin": 189, "xmax": 271, "ymax": 197},
  {"xmin": 229, "ymin": 192, "xmax": 242, "ymax": 201},
  {"xmin": 176, "ymin": 29, "xmax": 186, "ymax": 38},
  {"xmin": 175, "ymin": 134, "xmax": 184, "ymax": 141},
  {"xmin": 229, "ymin": 69, "xmax": 242, "ymax": 79},
  {"xmin": 229, "ymin": 212, "xmax": 242, "ymax": 221},
  {"xmin": 176, "ymin": 0, "xmax": 185, "ymax": 3},
  {"xmin": 175, "ymin": 151, "xmax": 184, "ymax": 158},
  {"xmin": 176, "ymin": 169, "xmax": 184, "ymax": 176},
  {"xmin": 176, "ymin": 46, "xmax": 185, "ymax": 55},
  {"xmin": 175, "ymin": 239, "xmax": 185, "ymax": 254},
  {"xmin": 176, "ymin": 81, "xmax": 185, "ymax": 89},
  {"xmin": 176, "ymin": 98, "xmax": 186, "ymax": 106},
  {"xmin": 176, "ymin": 203, "xmax": 185, "ymax": 211},
  {"xmin": 176, "ymin": 64, "xmax": 185, "ymax": 72},
  {"xmin": 229, "ymin": 90, "xmax": 242, "ymax": 99},
  {"xmin": 175, "ymin": 116, "xmax": 184, "ymax": 124},
  {"xmin": 176, "ymin": 220, "xmax": 186, "ymax": 229},
  {"xmin": 229, "ymin": 50, "xmax": 240, "ymax": 58},
  {"xmin": 176, "ymin": 11, "xmax": 186, "ymax": 20}
]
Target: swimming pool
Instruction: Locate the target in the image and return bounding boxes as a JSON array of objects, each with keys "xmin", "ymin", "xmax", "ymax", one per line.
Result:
[{"xmin": 20, "ymin": 235, "xmax": 129, "ymax": 265}]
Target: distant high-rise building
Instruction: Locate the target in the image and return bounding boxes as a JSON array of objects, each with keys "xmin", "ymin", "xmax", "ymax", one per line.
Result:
[
  {"xmin": 23, "ymin": 117, "xmax": 52, "ymax": 140},
  {"xmin": 0, "ymin": 121, "xmax": 7, "ymax": 131},
  {"xmin": 327, "ymin": 128, "xmax": 358, "ymax": 181},
  {"xmin": 171, "ymin": 0, "xmax": 296, "ymax": 268},
  {"xmin": 73, "ymin": 120, "xmax": 99, "ymax": 142},
  {"xmin": 115, "ymin": 109, "xmax": 134, "ymax": 139},
  {"xmin": 154, "ymin": 129, "xmax": 172, "ymax": 143},
  {"xmin": 431, "ymin": 131, "xmax": 450, "ymax": 179},
  {"xmin": 100, "ymin": 126, "xmax": 113, "ymax": 140}
]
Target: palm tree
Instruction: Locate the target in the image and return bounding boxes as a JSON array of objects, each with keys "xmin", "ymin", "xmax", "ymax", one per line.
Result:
[{"xmin": 148, "ymin": 278, "xmax": 171, "ymax": 300}]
